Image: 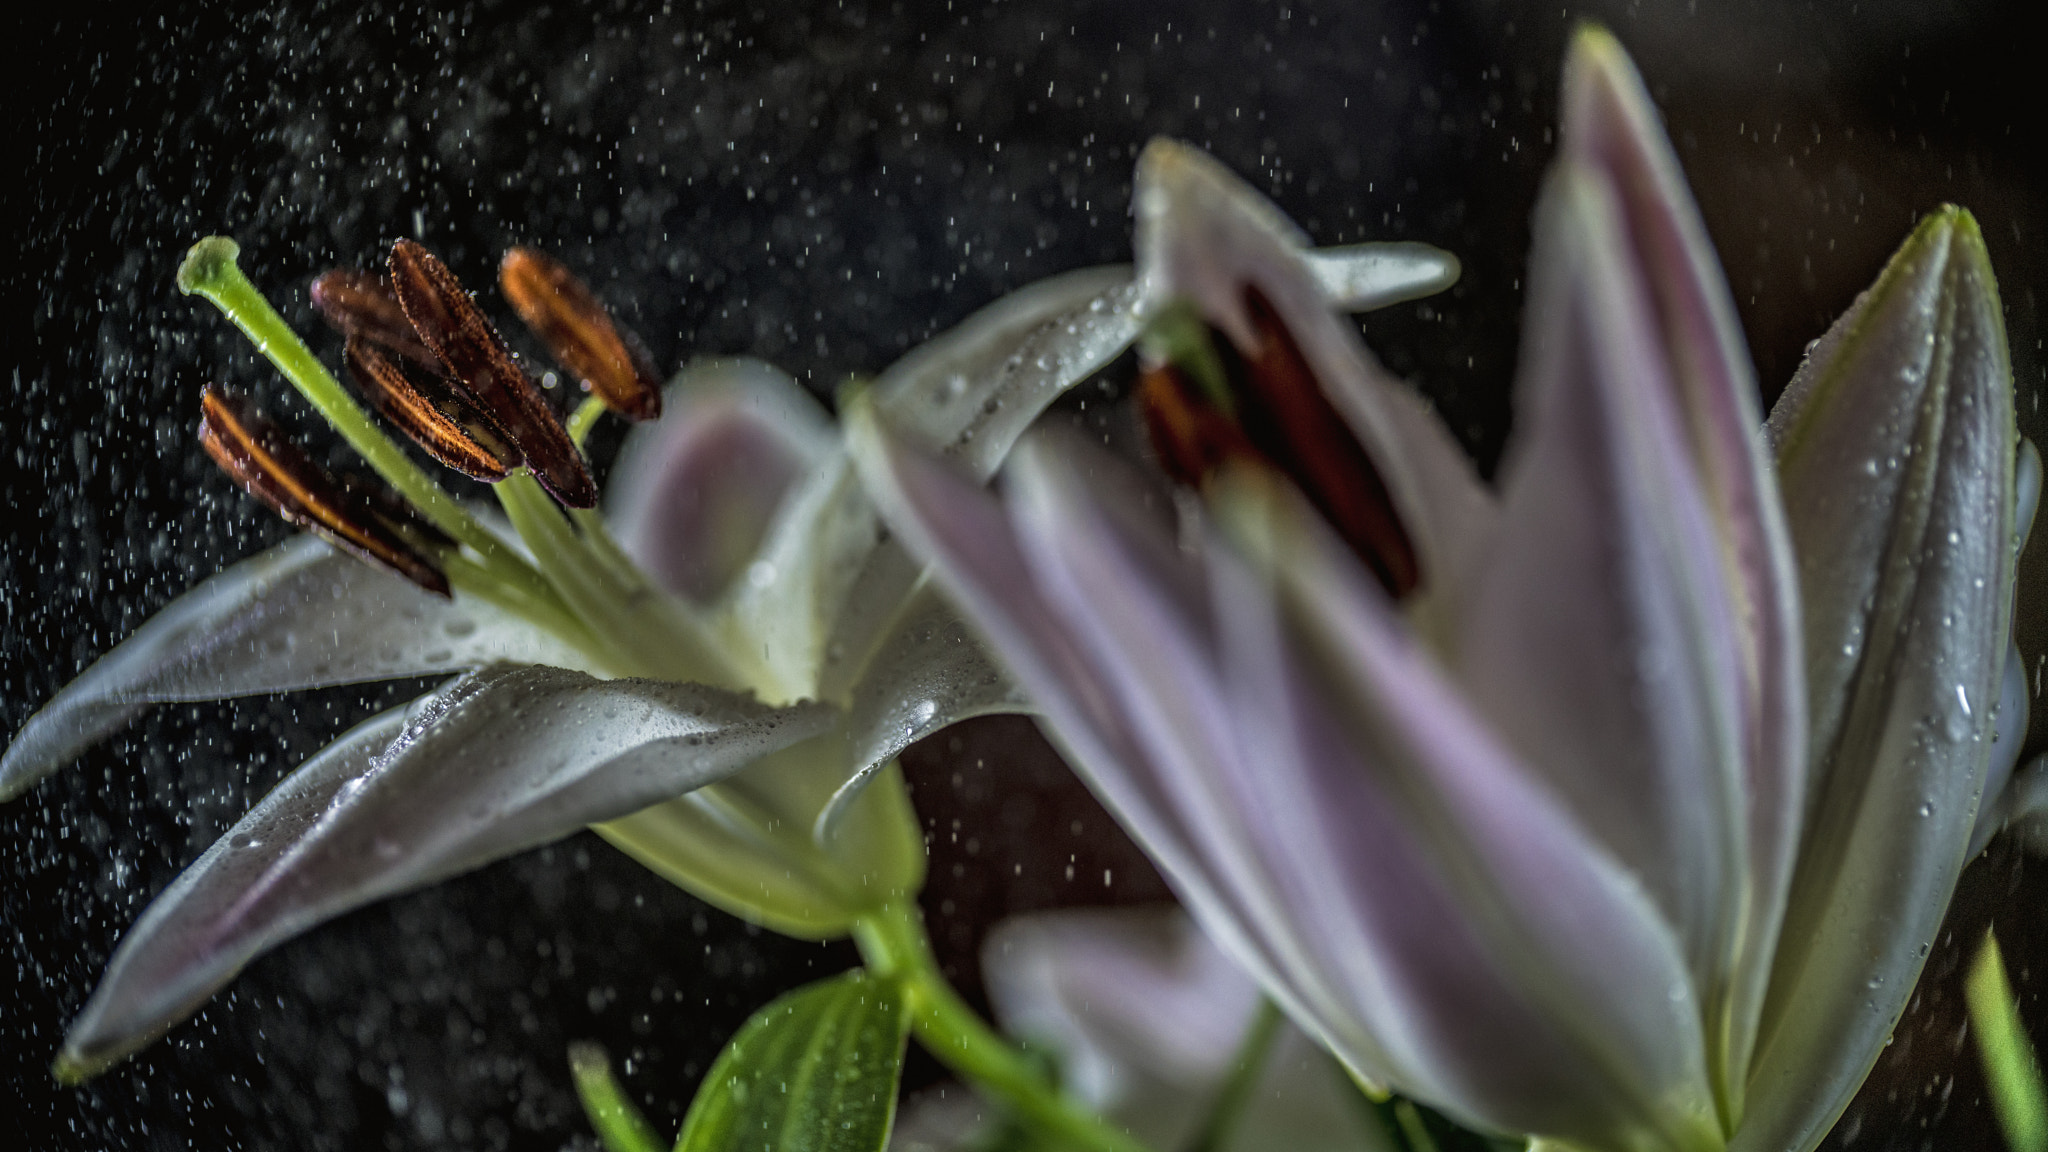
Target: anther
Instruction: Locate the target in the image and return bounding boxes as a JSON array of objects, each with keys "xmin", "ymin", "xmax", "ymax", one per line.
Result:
[
  {"xmin": 499, "ymin": 248, "xmax": 663, "ymax": 422},
  {"xmin": 1237, "ymin": 286, "xmax": 1417, "ymax": 598},
  {"xmin": 388, "ymin": 239, "xmax": 599, "ymax": 508},
  {"xmin": 311, "ymin": 270, "xmax": 439, "ymax": 370},
  {"xmin": 343, "ymin": 336, "xmax": 520, "ymax": 481},
  {"xmin": 199, "ymin": 386, "xmax": 451, "ymax": 596},
  {"xmin": 1134, "ymin": 289, "xmax": 1419, "ymax": 598}
]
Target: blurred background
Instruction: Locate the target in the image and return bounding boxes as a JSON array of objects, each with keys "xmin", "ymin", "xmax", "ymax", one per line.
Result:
[{"xmin": 4, "ymin": 1, "xmax": 2042, "ymax": 1148}]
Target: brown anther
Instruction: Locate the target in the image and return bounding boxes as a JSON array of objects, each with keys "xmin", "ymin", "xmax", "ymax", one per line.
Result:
[
  {"xmin": 387, "ymin": 238, "xmax": 600, "ymax": 508},
  {"xmin": 498, "ymin": 247, "xmax": 663, "ymax": 421},
  {"xmin": 1237, "ymin": 286, "xmax": 1418, "ymax": 598},
  {"xmin": 344, "ymin": 336, "xmax": 520, "ymax": 481},
  {"xmin": 198, "ymin": 386, "xmax": 451, "ymax": 596},
  {"xmin": 311, "ymin": 270, "xmax": 440, "ymax": 370},
  {"xmin": 1137, "ymin": 363, "xmax": 1260, "ymax": 489}
]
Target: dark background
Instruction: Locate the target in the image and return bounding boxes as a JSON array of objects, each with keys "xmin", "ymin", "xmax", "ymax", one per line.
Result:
[{"xmin": 3, "ymin": 1, "xmax": 2043, "ymax": 1149}]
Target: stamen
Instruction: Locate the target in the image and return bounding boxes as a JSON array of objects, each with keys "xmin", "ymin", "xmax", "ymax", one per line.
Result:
[
  {"xmin": 388, "ymin": 239, "xmax": 600, "ymax": 509},
  {"xmin": 499, "ymin": 248, "xmax": 663, "ymax": 422},
  {"xmin": 343, "ymin": 336, "xmax": 520, "ymax": 481},
  {"xmin": 1238, "ymin": 286, "xmax": 1418, "ymax": 598},
  {"xmin": 198, "ymin": 386, "xmax": 451, "ymax": 596},
  {"xmin": 1137, "ymin": 362, "xmax": 1259, "ymax": 489},
  {"xmin": 311, "ymin": 270, "xmax": 440, "ymax": 370},
  {"xmin": 1134, "ymin": 289, "xmax": 1420, "ymax": 598}
]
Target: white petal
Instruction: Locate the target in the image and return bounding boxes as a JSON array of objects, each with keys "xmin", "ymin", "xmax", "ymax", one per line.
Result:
[
  {"xmin": 1454, "ymin": 166, "xmax": 1749, "ymax": 1030},
  {"xmin": 870, "ymin": 265, "xmax": 1139, "ymax": 478},
  {"xmin": 814, "ymin": 574, "xmax": 1028, "ymax": 839},
  {"xmin": 2, "ymin": 535, "xmax": 584, "ymax": 801},
  {"xmin": 59, "ymin": 663, "xmax": 834, "ymax": 1077},
  {"xmin": 608, "ymin": 358, "xmax": 834, "ymax": 602}
]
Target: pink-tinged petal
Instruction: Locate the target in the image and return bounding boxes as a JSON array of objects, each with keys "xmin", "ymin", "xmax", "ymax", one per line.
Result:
[
  {"xmin": 845, "ymin": 401, "xmax": 1284, "ymax": 997},
  {"xmin": 1741, "ymin": 208, "xmax": 2014, "ymax": 1152},
  {"xmin": 1, "ymin": 535, "xmax": 587, "ymax": 802},
  {"xmin": 1208, "ymin": 468, "xmax": 1717, "ymax": 1148},
  {"xmin": 980, "ymin": 908, "xmax": 1387, "ymax": 1152},
  {"xmin": 1001, "ymin": 438, "xmax": 1388, "ymax": 1078},
  {"xmin": 59, "ymin": 663, "xmax": 834, "ymax": 1078},
  {"xmin": 1132, "ymin": 139, "xmax": 1495, "ymax": 595},
  {"xmin": 1558, "ymin": 28, "xmax": 1807, "ymax": 1107},
  {"xmin": 1454, "ymin": 164, "xmax": 1749, "ymax": 1072},
  {"xmin": 607, "ymin": 358, "xmax": 833, "ymax": 603}
]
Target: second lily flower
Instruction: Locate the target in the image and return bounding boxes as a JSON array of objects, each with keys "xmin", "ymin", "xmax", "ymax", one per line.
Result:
[{"xmin": 853, "ymin": 28, "xmax": 2025, "ymax": 1152}]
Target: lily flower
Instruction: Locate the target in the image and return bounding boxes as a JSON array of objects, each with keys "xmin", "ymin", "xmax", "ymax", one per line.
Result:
[
  {"xmin": 894, "ymin": 907, "xmax": 1390, "ymax": 1152},
  {"xmin": 851, "ymin": 28, "xmax": 2023, "ymax": 1152},
  {"xmin": 5, "ymin": 225, "xmax": 1455, "ymax": 1080}
]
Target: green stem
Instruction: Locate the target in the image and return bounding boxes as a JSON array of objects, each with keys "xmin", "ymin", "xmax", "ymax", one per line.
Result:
[
  {"xmin": 176, "ymin": 236, "xmax": 557, "ymax": 610},
  {"xmin": 853, "ymin": 901, "xmax": 1155, "ymax": 1152},
  {"xmin": 1183, "ymin": 998, "xmax": 1283, "ymax": 1152}
]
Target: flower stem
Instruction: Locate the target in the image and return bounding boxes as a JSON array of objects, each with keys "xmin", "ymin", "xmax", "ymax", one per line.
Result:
[
  {"xmin": 852, "ymin": 900, "xmax": 1155, "ymax": 1152},
  {"xmin": 175, "ymin": 236, "xmax": 556, "ymax": 609},
  {"xmin": 1183, "ymin": 998, "xmax": 1283, "ymax": 1152}
]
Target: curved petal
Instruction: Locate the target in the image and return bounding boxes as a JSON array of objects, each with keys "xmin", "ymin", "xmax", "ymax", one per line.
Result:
[
  {"xmin": 866, "ymin": 246, "xmax": 1457, "ymax": 487},
  {"xmin": 1556, "ymin": 30, "xmax": 1808, "ymax": 1106},
  {"xmin": 846, "ymin": 399, "xmax": 1258, "ymax": 987},
  {"xmin": 710, "ymin": 448, "xmax": 880, "ymax": 703},
  {"xmin": 1742, "ymin": 208, "xmax": 2015, "ymax": 1152},
  {"xmin": 1197, "ymin": 466, "xmax": 1716, "ymax": 1148},
  {"xmin": 1131, "ymin": 139, "xmax": 1495, "ymax": 595},
  {"xmin": 608, "ymin": 358, "xmax": 834, "ymax": 603},
  {"xmin": 814, "ymin": 576, "xmax": 1028, "ymax": 839},
  {"xmin": 982, "ymin": 908, "xmax": 1390, "ymax": 1152},
  {"xmin": 2, "ymin": 535, "xmax": 585, "ymax": 801},
  {"xmin": 870, "ymin": 265, "xmax": 1139, "ymax": 477},
  {"xmin": 1452, "ymin": 163, "xmax": 1752, "ymax": 1097},
  {"xmin": 58, "ymin": 663, "xmax": 834, "ymax": 1078},
  {"xmin": 1303, "ymin": 244, "xmax": 1461, "ymax": 313}
]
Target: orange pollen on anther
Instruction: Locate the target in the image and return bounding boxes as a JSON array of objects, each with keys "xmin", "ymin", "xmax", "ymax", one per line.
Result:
[
  {"xmin": 198, "ymin": 386, "xmax": 451, "ymax": 596},
  {"xmin": 343, "ymin": 336, "xmax": 520, "ymax": 482},
  {"xmin": 499, "ymin": 247, "xmax": 663, "ymax": 422},
  {"xmin": 388, "ymin": 238, "xmax": 599, "ymax": 509}
]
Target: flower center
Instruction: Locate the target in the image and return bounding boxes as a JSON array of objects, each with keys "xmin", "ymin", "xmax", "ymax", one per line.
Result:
[{"xmin": 1137, "ymin": 286, "xmax": 1419, "ymax": 597}]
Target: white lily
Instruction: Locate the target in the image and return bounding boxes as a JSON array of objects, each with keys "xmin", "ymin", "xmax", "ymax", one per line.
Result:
[
  {"xmin": 5, "ymin": 229, "xmax": 1454, "ymax": 1082},
  {"xmin": 851, "ymin": 27, "xmax": 2027, "ymax": 1152}
]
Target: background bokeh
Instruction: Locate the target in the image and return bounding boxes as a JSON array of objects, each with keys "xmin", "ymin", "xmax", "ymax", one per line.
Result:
[{"xmin": 4, "ymin": 1, "xmax": 2043, "ymax": 1149}]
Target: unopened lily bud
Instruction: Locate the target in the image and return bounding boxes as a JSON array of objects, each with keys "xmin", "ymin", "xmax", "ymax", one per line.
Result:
[{"xmin": 1746, "ymin": 206, "xmax": 2016, "ymax": 1152}]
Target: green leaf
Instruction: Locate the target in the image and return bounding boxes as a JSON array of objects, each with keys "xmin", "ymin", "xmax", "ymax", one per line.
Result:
[
  {"xmin": 676, "ymin": 969, "xmax": 911, "ymax": 1152},
  {"xmin": 1966, "ymin": 928, "xmax": 2048, "ymax": 1152},
  {"xmin": 569, "ymin": 1041, "xmax": 667, "ymax": 1152}
]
